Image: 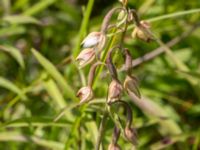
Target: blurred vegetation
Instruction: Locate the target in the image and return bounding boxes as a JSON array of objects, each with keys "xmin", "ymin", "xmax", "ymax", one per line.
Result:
[{"xmin": 0, "ymin": 0, "xmax": 200, "ymax": 149}]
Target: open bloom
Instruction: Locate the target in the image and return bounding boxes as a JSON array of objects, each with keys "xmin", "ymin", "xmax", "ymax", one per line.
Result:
[
  {"xmin": 124, "ymin": 126, "xmax": 137, "ymax": 145},
  {"xmin": 131, "ymin": 21, "xmax": 153, "ymax": 42},
  {"xmin": 82, "ymin": 32, "xmax": 101, "ymax": 48},
  {"xmin": 124, "ymin": 75, "xmax": 141, "ymax": 98},
  {"xmin": 81, "ymin": 32, "xmax": 106, "ymax": 50},
  {"xmin": 76, "ymin": 48, "xmax": 95, "ymax": 68},
  {"xmin": 107, "ymin": 79, "xmax": 123, "ymax": 104},
  {"xmin": 76, "ymin": 86, "xmax": 93, "ymax": 104}
]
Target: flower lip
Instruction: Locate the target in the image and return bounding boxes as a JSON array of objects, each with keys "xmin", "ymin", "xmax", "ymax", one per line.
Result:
[
  {"xmin": 76, "ymin": 48, "xmax": 95, "ymax": 68},
  {"xmin": 76, "ymin": 86, "xmax": 93, "ymax": 104},
  {"xmin": 81, "ymin": 32, "xmax": 101, "ymax": 48}
]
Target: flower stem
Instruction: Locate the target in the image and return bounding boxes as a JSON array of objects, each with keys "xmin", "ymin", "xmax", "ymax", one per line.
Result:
[{"xmin": 95, "ymin": 109, "xmax": 108, "ymax": 150}]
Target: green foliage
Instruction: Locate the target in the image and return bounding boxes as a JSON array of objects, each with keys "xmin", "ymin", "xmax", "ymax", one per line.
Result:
[{"xmin": 0, "ymin": 0, "xmax": 200, "ymax": 149}]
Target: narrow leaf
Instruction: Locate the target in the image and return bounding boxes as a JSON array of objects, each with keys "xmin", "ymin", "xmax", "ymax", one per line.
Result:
[
  {"xmin": 1, "ymin": 117, "xmax": 72, "ymax": 128},
  {"xmin": 31, "ymin": 48, "xmax": 77, "ymax": 101},
  {"xmin": 0, "ymin": 131, "xmax": 64, "ymax": 150},
  {"xmin": 0, "ymin": 45, "xmax": 25, "ymax": 69},
  {"xmin": 43, "ymin": 79, "xmax": 74, "ymax": 121},
  {"xmin": 23, "ymin": 0, "xmax": 57, "ymax": 16},
  {"xmin": 0, "ymin": 77, "xmax": 25, "ymax": 99},
  {"xmin": 3, "ymin": 15, "xmax": 41, "ymax": 25}
]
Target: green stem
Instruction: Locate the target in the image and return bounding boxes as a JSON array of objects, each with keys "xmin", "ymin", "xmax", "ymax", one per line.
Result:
[
  {"xmin": 147, "ymin": 8, "xmax": 200, "ymax": 23},
  {"xmin": 93, "ymin": 28, "xmax": 118, "ymax": 88},
  {"xmin": 73, "ymin": 0, "xmax": 94, "ymax": 57},
  {"xmin": 95, "ymin": 110, "xmax": 108, "ymax": 150},
  {"xmin": 109, "ymin": 8, "xmax": 200, "ymax": 37}
]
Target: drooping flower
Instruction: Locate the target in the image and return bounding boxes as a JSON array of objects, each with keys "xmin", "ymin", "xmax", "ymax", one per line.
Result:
[
  {"xmin": 107, "ymin": 79, "xmax": 123, "ymax": 104},
  {"xmin": 124, "ymin": 126, "xmax": 137, "ymax": 145},
  {"xmin": 76, "ymin": 86, "xmax": 93, "ymax": 104},
  {"xmin": 124, "ymin": 75, "xmax": 141, "ymax": 98},
  {"xmin": 131, "ymin": 21, "xmax": 153, "ymax": 42},
  {"xmin": 81, "ymin": 32, "xmax": 106, "ymax": 49},
  {"xmin": 108, "ymin": 143, "xmax": 121, "ymax": 150},
  {"xmin": 76, "ymin": 48, "xmax": 95, "ymax": 68}
]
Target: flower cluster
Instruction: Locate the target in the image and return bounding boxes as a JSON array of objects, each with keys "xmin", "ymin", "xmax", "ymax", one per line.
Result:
[{"xmin": 75, "ymin": 0, "xmax": 153, "ymax": 149}]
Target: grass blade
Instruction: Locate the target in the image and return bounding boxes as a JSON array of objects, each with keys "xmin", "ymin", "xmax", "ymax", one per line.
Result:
[
  {"xmin": 0, "ymin": 77, "xmax": 25, "ymax": 99},
  {"xmin": 23, "ymin": 0, "xmax": 57, "ymax": 16},
  {"xmin": 3, "ymin": 15, "xmax": 41, "ymax": 25},
  {"xmin": 43, "ymin": 79, "xmax": 74, "ymax": 121},
  {"xmin": 0, "ymin": 45, "xmax": 25, "ymax": 69},
  {"xmin": 73, "ymin": 0, "xmax": 94, "ymax": 57},
  {"xmin": 31, "ymin": 48, "xmax": 77, "ymax": 101},
  {"xmin": 0, "ymin": 131, "xmax": 64, "ymax": 150},
  {"xmin": 1, "ymin": 117, "xmax": 72, "ymax": 128}
]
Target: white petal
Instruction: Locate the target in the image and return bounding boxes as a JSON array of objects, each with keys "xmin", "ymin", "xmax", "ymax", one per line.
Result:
[{"xmin": 82, "ymin": 36, "xmax": 99, "ymax": 48}]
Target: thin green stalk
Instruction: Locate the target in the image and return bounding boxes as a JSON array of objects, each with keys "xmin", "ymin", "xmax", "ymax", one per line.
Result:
[
  {"xmin": 64, "ymin": 104, "xmax": 87, "ymax": 149},
  {"xmin": 109, "ymin": 8, "xmax": 200, "ymax": 36},
  {"xmin": 148, "ymin": 30, "xmax": 200, "ymax": 99},
  {"xmin": 147, "ymin": 8, "xmax": 200, "ymax": 23},
  {"xmin": 95, "ymin": 110, "xmax": 108, "ymax": 150},
  {"xmin": 93, "ymin": 28, "xmax": 118, "ymax": 88},
  {"xmin": 73, "ymin": 0, "xmax": 95, "ymax": 57}
]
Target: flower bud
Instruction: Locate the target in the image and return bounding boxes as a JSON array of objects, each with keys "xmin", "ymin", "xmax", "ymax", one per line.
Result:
[
  {"xmin": 131, "ymin": 21, "xmax": 153, "ymax": 42},
  {"xmin": 108, "ymin": 143, "xmax": 121, "ymax": 150},
  {"xmin": 76, "ymin": 48, "xmax": 95, "ymax": 68},
  {"xmin": 124, "ymin": 75, "xmax": 141, "ymax": 98},
  {"xmin": 107, "ymin": 79, "xmax": 123, "ymax": 104},
  {"xmin": 81, "ymin": 32, "xmax": 105, "ymax": 49},
  {"xmin": 76, "ymin": 86, "xmax": 93, "ymax": 104},
  {"xmin": 124, "ymin": 126, "xmax": 137, "ymax": 145}
]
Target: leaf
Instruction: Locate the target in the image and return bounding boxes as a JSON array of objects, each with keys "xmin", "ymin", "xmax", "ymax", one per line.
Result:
[
  {"xmin": 0, "ymin": 26, "xmax": 26, "ymax": 37},
  {"xmin": 0, "ymin": 45, "xmax": 25, "ymax": 69},
  {"xmin": 177, "ymin": 70, "xmax": 200, "ymax": 80},
  {"xmin": 85, "ymin": 121, "xmax": 98, "ymax": 146},
  {"xmin": 3, "ymin": 15, "xmax": 41, "ymax": 25},
  {"xmin": 0, "ymin": 117, "xmax": 72, "ymax": 128},
  {"xmin": 31, "ymin": 48, "xmax": 78, "ymax": 101},
  {"xmin": 43, "ymin": 79, "xmax": 74, "ymax": 121},
  {"xmin": 72, "ymin": 0, "xmax": 94, "ymax": 57},
  {"xmin": 0, "ymin": 77, "xmax": 26, "ymax": 99},
  {"xmin": 128, "ymin": 92, "xmax": 182, "ymax": 135},
  {"xmin": 0, "ymin": 131, "xmax": 64, "ymax": 150},
  {"xmin": 23, "ymin": 0, "xmax": 57, "ymax": 16},
  {"xmin": 150, "ymin": 133, "xmax": 190, "ymax": 150}
]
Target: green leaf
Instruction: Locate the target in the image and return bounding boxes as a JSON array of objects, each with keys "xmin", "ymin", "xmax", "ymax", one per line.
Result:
[
  {"xmin": 0, "ymin": 131, "xmax": 64, "ymax": 150},
  {"xmin": 0, "ymin": 117, "xmax": 72, "ymax": 128},
  {"xmin": 0, "ymin": 45, "xmax": 25, "ymax": 69},
  {"xmin": 0, "ymin": 77, "xmax": 25, "ymax": 99},
  {"xmin": 129, "ymin": 92, "xmax": 182, "ymax": 135},
  {"xmin": 23, "ymin": 0, "xmax": 57, "ymax": 16},
  {"xmin": 72, "ymin": 0, "xmax": 94, "ymax": 57},
  {"xmin": 31, "ymin": 48, "xmax": 78, "ymax": 101},
  {"xmin": 177, "ymin": 70, "xmax": 200, "ymax": 80},
  {"xmin": 3, "ymin": 15, "xmax": 41, "ymax": 25},
  {"xmin": 43, "ymin": 78, "xmax": 74, "ymax": 121},
  {"xmin": 0, "ymin": 26, "xmax": 26, "ymax": 37},
  {"xmin": 150, "ymin": 133, "xmax": 190, "ymax": 150}
]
